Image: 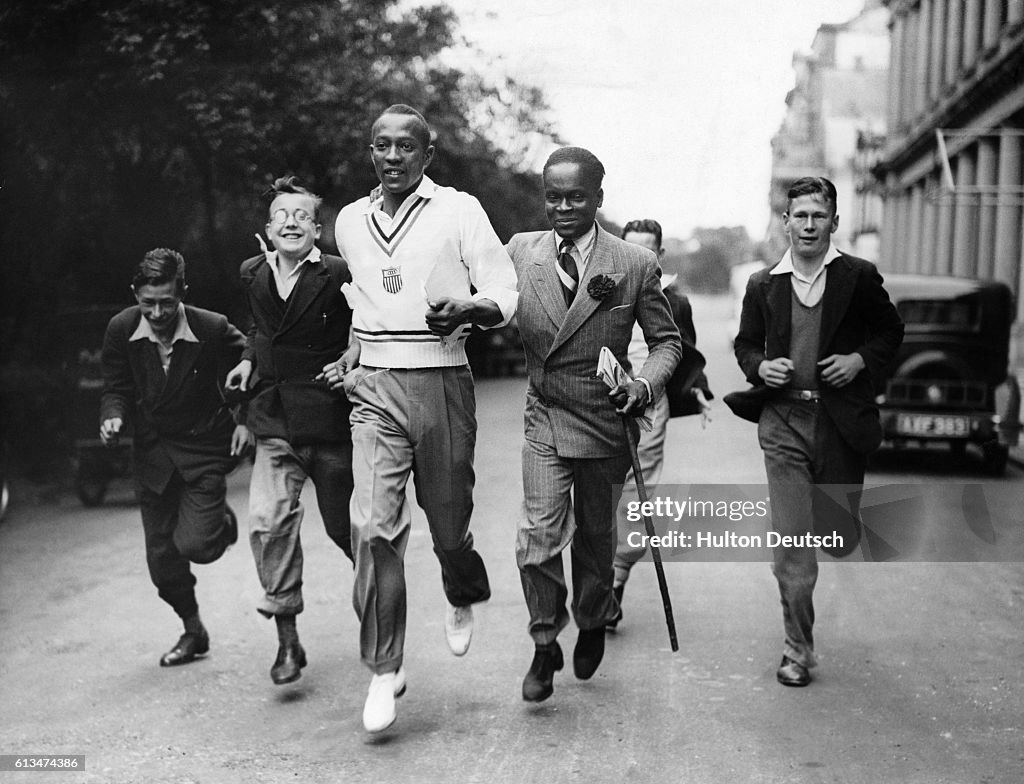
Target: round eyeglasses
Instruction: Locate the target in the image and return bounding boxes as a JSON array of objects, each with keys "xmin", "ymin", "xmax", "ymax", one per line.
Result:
[{"xmin": 270, "ymin": 208, "xmax": 315, "ymax": 225}]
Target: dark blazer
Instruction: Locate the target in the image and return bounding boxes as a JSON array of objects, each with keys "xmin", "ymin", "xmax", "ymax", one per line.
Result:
[
  {"xmin": 239, "ymin": 253, "xmax": 353, "ymax": 445},
  {"xmin": 734, "ymin": 252, "xmax": 904, "ymax": 455},
  {"xmin": 663, "ymin": 281, "xmax": 712, "ymax": 417},
  {"xmin": 509, "ymin": 226, "xmax": 682, "ymax": 459},
  {"xmin": 100, "ymin": 305, "xmax": 245, "ymax": 493}
]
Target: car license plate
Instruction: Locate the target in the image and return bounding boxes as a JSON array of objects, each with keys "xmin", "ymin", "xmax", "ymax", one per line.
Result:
[{"xmin": 896, "ymin": 414, "xmax": 969, "ymax": 437}]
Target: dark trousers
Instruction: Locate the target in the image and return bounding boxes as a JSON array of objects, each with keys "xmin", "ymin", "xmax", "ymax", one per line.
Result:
[
  {"xmin": 138, "ymin": 470, "xmax": 233, "ymax": 619},
  {"xmin": 758, "ymin": 399, "xmax": 866, "ymax": 667}
]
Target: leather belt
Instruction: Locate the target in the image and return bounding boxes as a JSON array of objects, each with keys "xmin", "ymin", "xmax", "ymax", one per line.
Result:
[{"xmin": 777, "ymin": 388, "xmax": 821, "ymax": 401}]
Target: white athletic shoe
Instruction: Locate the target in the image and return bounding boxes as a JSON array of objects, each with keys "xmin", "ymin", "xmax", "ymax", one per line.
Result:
[
  {"xmin": 445, "ymin": 602, "xmax": 473, "ymax": 656},
  {"xmin": 363, "ymin": 670, "xmax": 400, "ymax": 733}
]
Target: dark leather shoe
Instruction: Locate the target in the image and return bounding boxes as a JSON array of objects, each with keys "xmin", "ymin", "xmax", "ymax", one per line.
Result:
[
  {"xmin": 159, "ymin": 628, "xmax": 210, "ymax": 667},
  {"xmin": 522, "ymin": 643, "xmax": 563, "ymax": 702},
  {"xmin": 776, "ymin": 656, "xmax": 811, "ymax": 687},
  {"xmin": 606, "ymin": 585, "xmax": 624, "ymax": 631},
  {"xmin": 573, "ymin": 627, "xmax": 605, "ymax": 680},
  {"xmin": 224, "ymin": 504, "xmax": 238, "ymax": 546},
  {"xmin": 271, "ymin": 642, "xmax": 307, "ymax": 685}
]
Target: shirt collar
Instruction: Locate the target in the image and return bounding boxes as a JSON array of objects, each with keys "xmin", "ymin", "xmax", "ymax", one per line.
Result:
[
  {"xmin": 363, "ymin": 174, "xmax": 438, "ymax": 215},
  {"xmin": 771, "ymin": 244, "xmax": 842, "ymax": 280},
  {"xmin": 129, "ymin": 303, "xmax": 198, "ymax": 344},
  {"xmin": 552, "ymin": 222, "xmax": 597, "ymax": 261},
  {"xmin": 270, "ymin": 245, "xmax": 322, "ymax": 275}
]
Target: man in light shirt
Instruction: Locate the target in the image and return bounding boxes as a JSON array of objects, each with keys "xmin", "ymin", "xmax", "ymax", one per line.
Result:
[
  {"xmin": 608, "ymin": 218, "xmax": 711, "ymax": 631},
  {"xmin": 101, "ymin": 249, "xmax": 248, "ymax": 668},
  {"xmin": 225, "ymin": 176, "xmax": 355, "ymax": 687},
  {"xmin": 328, "ymin": 104, "xmax": 517, "ymax": 733},
  {"xmin": 734, "ymin": 177, "xmax": 903, "ymax": 687}
]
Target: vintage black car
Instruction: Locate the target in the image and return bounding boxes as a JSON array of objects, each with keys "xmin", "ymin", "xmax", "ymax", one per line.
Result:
[{"xmin": 878, "ymin": 274, "xmax": 1020, "ymax": 474}]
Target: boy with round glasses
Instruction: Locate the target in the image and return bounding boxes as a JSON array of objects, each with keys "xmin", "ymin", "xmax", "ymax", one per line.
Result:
[{"xmin": 225, "ymin": 175, "xmax": 355, "ymax": 686}]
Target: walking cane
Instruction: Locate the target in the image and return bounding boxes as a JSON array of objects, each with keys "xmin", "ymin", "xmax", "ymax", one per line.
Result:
[{"xmin": 620, "ymin": 415, "xmax": 679, "ymax": 652}]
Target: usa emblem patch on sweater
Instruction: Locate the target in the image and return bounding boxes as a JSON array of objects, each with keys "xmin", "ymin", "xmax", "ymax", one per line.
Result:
[{"xmin": 382, "ymin": 266, "xmax": 403, "ymax": 294}]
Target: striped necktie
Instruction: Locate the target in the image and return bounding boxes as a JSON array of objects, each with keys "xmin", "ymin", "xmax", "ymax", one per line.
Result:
[{"xmin": 557, "ymin": 239, "xmax": 578, "ymax": 306}]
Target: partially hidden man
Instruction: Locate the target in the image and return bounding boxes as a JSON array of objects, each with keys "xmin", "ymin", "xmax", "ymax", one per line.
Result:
[
  {"xmin": 507, "ymin": 147, "xmax": 682, "ymax": 702},
  {"xmin": 734, "ymin": 176, "xmax": 903, "ymax": 687},
  {"xmin": 101, "ymin": 249, "xmax": 248, "ymax": 667},
  {"xmin": 225, "ymin": 176, "xmax": 355, "ymax": 686}
]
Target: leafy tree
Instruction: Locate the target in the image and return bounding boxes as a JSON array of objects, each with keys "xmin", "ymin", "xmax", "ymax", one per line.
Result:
[{"xmin": 0, "ymin": 0, "xmax": 554, "ymax": 356}]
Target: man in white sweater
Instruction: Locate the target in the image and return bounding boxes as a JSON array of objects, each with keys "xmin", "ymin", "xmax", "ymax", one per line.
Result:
[{"xmin": 329, "ymin": 104, "xmax": 518, "ymax": 733}]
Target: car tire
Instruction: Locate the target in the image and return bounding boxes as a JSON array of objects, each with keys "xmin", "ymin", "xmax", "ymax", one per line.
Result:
[{"xmin": 981, "ymin": 443, "xmax": 1009, "ymax": 476}]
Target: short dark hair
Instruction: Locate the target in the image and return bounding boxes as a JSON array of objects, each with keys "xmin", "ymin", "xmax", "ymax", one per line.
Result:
[
  {"xmin": 133, "ymin": 248, "xmax": 186, "ymax": 295},
  {"xmin": 787, "ymin": 177, "xmax": 838, "ymax": 213},
  {"xmin": 267, "ymin": 175, "xmax": 323, "ymax": 222},
  {"xmin": 543, "ymin": 146, "xmax": 605, "ymax": 188},
  {"xmin": 372, "ymin": 103, "xmax": 433, "ymax": 148},
  {"xmin": 621, "ymin": 219, "xmax": 663, "ymax": 248}
]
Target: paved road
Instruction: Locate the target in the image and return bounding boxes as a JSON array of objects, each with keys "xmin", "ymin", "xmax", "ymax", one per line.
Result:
[{"xmin": 1, "ymin": 295, "xmax": 1021, "ymax": 783}]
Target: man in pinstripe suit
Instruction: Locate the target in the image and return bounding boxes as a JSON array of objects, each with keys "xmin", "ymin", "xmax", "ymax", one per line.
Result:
[{"xmin": 508, "ymin": 147, "xmax": 682, "ymax": 702}]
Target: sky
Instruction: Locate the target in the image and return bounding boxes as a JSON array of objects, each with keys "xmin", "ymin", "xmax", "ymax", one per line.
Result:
[{"xmin": 432, "ymin": 0, "xmax": 871, "ymax": 241}]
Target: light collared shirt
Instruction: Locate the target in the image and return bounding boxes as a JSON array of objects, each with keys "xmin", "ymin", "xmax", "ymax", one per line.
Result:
[
  {"xmin": 268, "ymin": 245, "xmax": 323, "ymax": 300},
  {"xmin": 552, "ymin": 224, "xmax": 596, "ymax": 291},
  {"xmin": 129, "ymin": 303, "xmax": 198, "ymax": 375},
  {"xmin": 770, "ymin": 243, "xmax": 843, "ymax": 307}
]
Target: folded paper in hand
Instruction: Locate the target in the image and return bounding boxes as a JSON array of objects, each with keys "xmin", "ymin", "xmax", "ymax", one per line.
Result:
[
  {"xmin": 422, "ymin": 262, "xmax": 470, "ymax": 348},
  {"xmin": 596, "ymin": 346, "xmax": 653, "ymax": 432}
]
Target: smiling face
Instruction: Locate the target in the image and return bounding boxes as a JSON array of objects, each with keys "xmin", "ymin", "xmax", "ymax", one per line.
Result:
[
  {"xmin": 134, "ymin": 280, "xmax": 183, "ymax": 339},
  {"xmin": 370, "ymin": 113, "xmax": 434, "ymax": 203},
  {"xmin": 783, "ymin": 193, "xmax": 838, "ymax": 265},
  {"xmin": 266, "ymin": 192, "xmax": 321, "ymax": 261},
  {"xmin": 543, "ymin": 161, "xmax": 603, "ymax": 240}
]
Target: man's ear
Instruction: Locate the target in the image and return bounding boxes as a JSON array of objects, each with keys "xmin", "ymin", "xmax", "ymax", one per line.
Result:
[
  {"xmin": 423, "ymin": 144, "xmax": 435, "ymax": 169},
  {"xmin": 597, "ymin": 188, "xmax": 604, "ymax": 209}
]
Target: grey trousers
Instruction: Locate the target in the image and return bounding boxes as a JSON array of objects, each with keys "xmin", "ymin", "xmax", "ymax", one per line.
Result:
[
  {"xmin": 518, "ymin": 436, "xmax": 631, "ymax": 645},
  {"xmin": 758, "ymin": 399, "xmax": 865, "ymax": 667},
  {"xmin": 348, "ymin": 365, "xmax": 490, "ymax": 674}
]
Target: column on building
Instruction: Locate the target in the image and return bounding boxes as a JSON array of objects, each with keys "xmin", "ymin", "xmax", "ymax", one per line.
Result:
[
  {"xmin": 908, "ymin": 181, "xmax": 926, "ymax": 274},
  {"xmin": 983, "ymin": 0, "xmax": 1004, "ymax": 50},
  {"xmin": 976, "ymin": 136, "xmax": 999, "ymax": 278},
  {"xmin": 920, "ymin": 174, "xmax": 939, "ymax": 275},
  {"xmin": 902, "ymin": 4, "xmax": 920, "ymax": 127},
  {"xmin": 915, "ymin": 0, "xmax": 934, "ymax": 117},
  {"xmin": 880, "ymin": 185, "xmax": 897, "ymax": 267},
  {"xmin": 890, "ymin": 186, "xmax": 912, "ymax": 272},
  {"xmin": 945, "ymin": 0, "xmax": 964, "ymax": 85},
  {"xmin": 929, "ymin": 0, "xmax": 947, "ymax": 100},
  {"xmin": 994, "ymin": 128, "xmax": 1023, "ymax": 286},
  {"xmin": 936, "ymin": 168, "xmax": 956, "ymax": 275},
  {"xmin": 1010, "ymin": 0, "xmax": 1024, "ymax": 27},
  {"xmin": 963, "ymin": 0, "xmax": 983, "ymax": 69},
  {"xmin": 889, "ymin": 11, "xmax": 907, "ymax": 130},
  {"xmin": 952, "ymin": 147, "xmax": 977, "ymax": 277}
]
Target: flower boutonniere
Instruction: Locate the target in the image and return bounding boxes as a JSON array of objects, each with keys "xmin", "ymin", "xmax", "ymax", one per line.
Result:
[{"xmin": 587, "ymin": 274, "xmax": 616, "ymax": 301}]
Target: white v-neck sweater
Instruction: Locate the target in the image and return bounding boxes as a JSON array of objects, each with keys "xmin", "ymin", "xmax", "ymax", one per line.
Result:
[{"xmin": 335, "ymin": 176, "xmax": 518, "ymax": 368}]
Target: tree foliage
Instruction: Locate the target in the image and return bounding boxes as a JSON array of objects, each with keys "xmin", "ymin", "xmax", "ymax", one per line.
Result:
[{"xmin": 0, "ymin": 0, "xmax": 554, "ymax": 357}]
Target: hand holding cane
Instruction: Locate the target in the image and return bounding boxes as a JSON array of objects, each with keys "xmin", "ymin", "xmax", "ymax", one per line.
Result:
[{"xmin": 599, "ymin": 346, "xmax": 678, "ymax": 652}]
